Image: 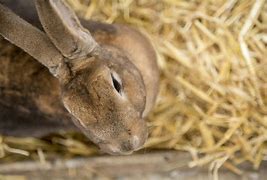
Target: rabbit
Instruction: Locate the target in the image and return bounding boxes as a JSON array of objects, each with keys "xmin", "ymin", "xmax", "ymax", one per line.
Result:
[{"xmin": 0, "ymin": 0, "xmax": 159, "ymax": 155}]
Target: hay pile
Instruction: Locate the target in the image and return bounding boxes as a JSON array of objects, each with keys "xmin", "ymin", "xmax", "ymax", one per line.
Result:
[{"xmin": 1, "ymin": 0, "xmax": 266, "ymax": 174}]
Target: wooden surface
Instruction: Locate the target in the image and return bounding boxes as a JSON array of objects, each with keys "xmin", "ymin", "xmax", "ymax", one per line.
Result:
[{"xmin": 0, "ymin": 151, "xmax": 266, "ymax": 180}]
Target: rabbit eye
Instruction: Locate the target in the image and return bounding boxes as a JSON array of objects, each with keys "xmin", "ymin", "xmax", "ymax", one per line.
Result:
[{"xmin": 111, "ymin": 73, "xmax": 122, "ymax": 95}]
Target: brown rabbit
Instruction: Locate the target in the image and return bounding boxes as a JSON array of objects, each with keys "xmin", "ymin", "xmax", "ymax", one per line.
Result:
[{"xmin": 0, "ymin": 0, "xmax": 159, "ymax": 155}]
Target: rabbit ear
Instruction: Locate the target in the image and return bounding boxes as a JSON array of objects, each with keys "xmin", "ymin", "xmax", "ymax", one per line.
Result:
[
  {"xmin": 35, "ymin": 0, "xmax": 99, "ymax": 60},
  {"xmin": 0, "ymin": 3, "xmax": 68, "ymax": 78}
]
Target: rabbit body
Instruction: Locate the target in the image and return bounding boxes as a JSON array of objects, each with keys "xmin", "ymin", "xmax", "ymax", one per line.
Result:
[{"xmin": 0, "ymin": 0, "xmax": 159, "ymax": 138}]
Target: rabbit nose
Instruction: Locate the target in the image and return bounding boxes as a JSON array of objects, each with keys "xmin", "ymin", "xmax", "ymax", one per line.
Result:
[{"xmin": 121, "ymin": 136, "xmax": 140, "ymax": 152}]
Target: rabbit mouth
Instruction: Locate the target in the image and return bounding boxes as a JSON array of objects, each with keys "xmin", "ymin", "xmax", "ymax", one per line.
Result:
[
  {"xmin": 99, "ymin": 144, "xmax": 134, "ymax": 155},
  {"xmin": 98, "ymin": 135, "xmax": 143, "ymax": 155}
]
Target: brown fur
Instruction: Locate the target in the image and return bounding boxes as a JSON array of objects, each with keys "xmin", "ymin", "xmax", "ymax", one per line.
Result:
[{"xmin": 0, "ymin": 0, "xmax": 159, "ymax": 155}]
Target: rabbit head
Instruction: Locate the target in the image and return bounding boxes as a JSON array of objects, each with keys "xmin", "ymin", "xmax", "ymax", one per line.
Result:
[
  {"xmin": 61, "ymin": 52, "xmax": 148, "ymax": 154},
  {"xmin": 62, "ymin": 51, "xmax": 148, "ymax": 154},
  {"xmin": 0, "ymin": 0, "xmax": 148, "ymax": 154}
]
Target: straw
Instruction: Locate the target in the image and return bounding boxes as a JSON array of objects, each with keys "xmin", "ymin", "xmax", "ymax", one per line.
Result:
[{"xmin": 0, "ymin": 0, "xmax": 266, "ymax": 174}]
